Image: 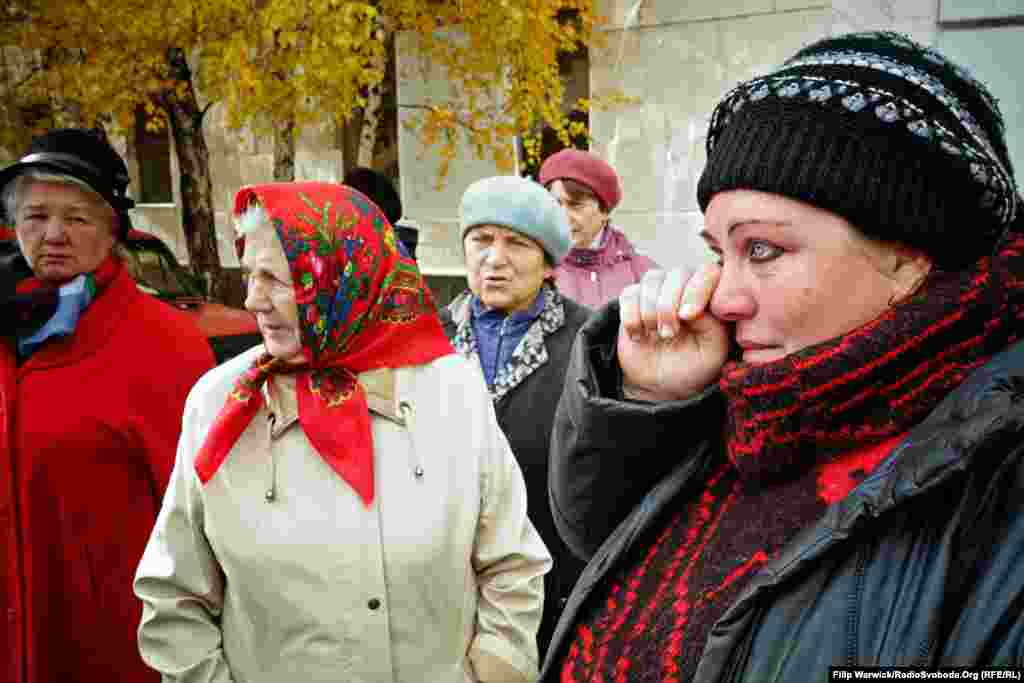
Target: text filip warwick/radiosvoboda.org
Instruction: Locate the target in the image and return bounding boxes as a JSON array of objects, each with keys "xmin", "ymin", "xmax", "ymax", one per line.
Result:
[{"xmin": 830, "ymin": 669, "xmax": 1022, "ymax": 681}]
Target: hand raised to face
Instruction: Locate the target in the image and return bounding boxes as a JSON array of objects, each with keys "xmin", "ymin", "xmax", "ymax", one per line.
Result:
[{"xmin": 617, "ymin": 264, "xmax": 730, "ymax": 402}]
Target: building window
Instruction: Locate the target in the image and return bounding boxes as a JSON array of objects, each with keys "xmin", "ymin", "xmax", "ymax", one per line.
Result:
[{"xmin": 134, "ymin": 106, "xmax": 173, "ymax": 204}]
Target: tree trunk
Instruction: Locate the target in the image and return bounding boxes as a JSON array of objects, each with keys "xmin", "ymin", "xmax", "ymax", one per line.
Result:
[
  {"xmin": 162, "ymin": 48, "xmax": 224, "ymax": 302},
  {"xmin": 273, "ymin": 115, "xmax": 295, "ymax": 181},
  {"xmin": 340, "ymin": 109, "xmax": 365, "ymax": 177},
  {"xmin": 357, "ymin": 87, "xmax": 383, "ymax": 168},
  {"xmin": 357, "ymin": 21, "xmax": 393, "ymax": 167}
]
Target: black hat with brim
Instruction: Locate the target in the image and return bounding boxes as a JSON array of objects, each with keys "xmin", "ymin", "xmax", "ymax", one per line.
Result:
[{"xmin": 0, "ymin": 129, "xmax": 136, "ymax": 236}]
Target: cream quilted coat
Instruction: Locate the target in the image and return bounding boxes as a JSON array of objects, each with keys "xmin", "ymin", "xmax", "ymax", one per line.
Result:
[{"xmin": 134, "ymin": 346, "xmax": 551, "ymax": 683}]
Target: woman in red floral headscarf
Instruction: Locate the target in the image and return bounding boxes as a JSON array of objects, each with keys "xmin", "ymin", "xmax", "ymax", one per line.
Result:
[{"xmin": 134, "ymin": 182, "xmax": 551, "ymax": 683}]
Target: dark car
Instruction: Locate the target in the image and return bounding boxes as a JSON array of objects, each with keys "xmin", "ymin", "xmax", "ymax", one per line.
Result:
[{"xmin": 119, "ymin": 230, "xmax": 261, "ymax": 363}]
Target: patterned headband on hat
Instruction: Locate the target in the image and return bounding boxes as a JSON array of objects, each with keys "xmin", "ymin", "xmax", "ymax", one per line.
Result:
[{"xmin": 698, "ymin": 31, "xmax": 1018, "ymax": 268}]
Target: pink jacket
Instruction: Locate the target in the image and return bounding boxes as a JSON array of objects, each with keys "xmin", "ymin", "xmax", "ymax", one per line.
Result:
[{"xmin": 554, "ymin": 226, "xmax": 658, "ymax": 309}]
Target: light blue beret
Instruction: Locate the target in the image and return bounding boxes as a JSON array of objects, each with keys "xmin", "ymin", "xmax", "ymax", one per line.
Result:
[{"xmin": 459, "ymin": 175, "xmax": 571, "ymax": 264}]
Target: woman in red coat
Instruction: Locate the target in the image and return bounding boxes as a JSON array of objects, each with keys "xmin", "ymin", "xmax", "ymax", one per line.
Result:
[{"xmin": 0, "ymin": 129, "xmax": 214, "ymax": 682}]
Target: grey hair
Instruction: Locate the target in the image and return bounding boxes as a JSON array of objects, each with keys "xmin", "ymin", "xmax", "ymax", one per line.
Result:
[
  {"xmin": 235, "ymin": 203, "xmax": 272, "ymax": 238},
  {"xmin": 3, "ymin": 170, "xmax": 110, "ymax": 223}
]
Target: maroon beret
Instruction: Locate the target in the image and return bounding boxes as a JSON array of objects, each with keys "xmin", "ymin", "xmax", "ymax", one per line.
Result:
[{"xmin": 539, "ymin": 149, "xmax": 622, "ymax": 211}]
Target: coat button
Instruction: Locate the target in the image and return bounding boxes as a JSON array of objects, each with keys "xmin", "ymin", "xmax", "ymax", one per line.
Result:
[{"xmin": 367, "ymin": 598, "xmax": 381, "ymax": 611}]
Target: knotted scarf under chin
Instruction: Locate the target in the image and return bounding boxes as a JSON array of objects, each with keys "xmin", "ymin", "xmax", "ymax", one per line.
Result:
[
  {"xmin": 192, "ymin": 182, "xmax": 454, "ymax": 506},
  {"xmin": 194, "ymin": 354, "xmax": 380, "ymax": 504},
  {"xmin": 719, "ymin": 231, "xmax": 1024, "ymax": 483}
]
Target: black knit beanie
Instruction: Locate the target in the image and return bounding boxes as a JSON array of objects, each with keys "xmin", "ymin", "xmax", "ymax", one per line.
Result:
[{"xmin": 697, "ymin": 31, "xmax": 1018, "ymax": 269}]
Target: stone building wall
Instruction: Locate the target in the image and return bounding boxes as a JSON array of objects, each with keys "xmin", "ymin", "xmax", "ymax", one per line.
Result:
[{"xmin": 587, "ymin": 0, "xmax": 940, "ymax": 272}]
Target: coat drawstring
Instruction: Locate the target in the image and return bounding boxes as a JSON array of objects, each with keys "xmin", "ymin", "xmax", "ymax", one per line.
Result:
[
  {"xmin": 399, "ymin": 400, "xmax": 425, "ymax": 480},
  {"xmin": 265, "ymin": 413, "xmax": 278, "ymax": 502}
]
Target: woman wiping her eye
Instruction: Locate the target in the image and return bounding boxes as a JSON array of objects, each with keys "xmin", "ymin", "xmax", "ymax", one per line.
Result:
[{"xmin": 543, "ymin": 31, "xmax": 1024, "ymax": 681}]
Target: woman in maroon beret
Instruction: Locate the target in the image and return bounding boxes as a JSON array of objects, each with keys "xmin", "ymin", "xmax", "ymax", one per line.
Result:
[{"xmin": 539, "ymin": 149, "xmax": 658, "ymax": 308}]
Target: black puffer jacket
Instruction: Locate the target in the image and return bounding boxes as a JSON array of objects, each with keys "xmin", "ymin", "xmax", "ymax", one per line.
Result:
[{"xmin": 542, "ymin": 303, "xmax": 1024, "ymax": 680}]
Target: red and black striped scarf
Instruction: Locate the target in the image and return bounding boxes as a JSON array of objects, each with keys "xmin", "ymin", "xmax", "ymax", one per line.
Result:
[
  {"xmin": 720, "ymin": 230, "xmax": 1024, "ymax": 482},
  {"xmin": 559, "ymin": 231, "xmax": 1024, "ymax": 683}
]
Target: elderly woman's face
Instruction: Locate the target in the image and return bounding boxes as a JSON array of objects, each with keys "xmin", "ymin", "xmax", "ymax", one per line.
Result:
[
  {"xmin": 14, "ymin": 179, "xmax": 118, "ymax": 284},
  {"xmin": 701, "ymin": 190, "xmax": 928, "ymax": 364},
  {"xmin": 464, "ymin": 224, "xmax": 552, "ymax": 313},
  {"xmin": 242, "ymin": 221, "xmax": 304, "ymax": 364},
  {"xmin": 548, "ymin": 180, "xmax": 607, "ymax": 248}
]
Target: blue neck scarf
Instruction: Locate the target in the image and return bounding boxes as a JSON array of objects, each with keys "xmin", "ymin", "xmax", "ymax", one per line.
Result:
[
  {"xmin": 470, "ymin": 289, "xmax": 546, "ymax": 388},
  {"xmin": 17, "ymin": 272, "xmax": 100, "ymax": 357}
]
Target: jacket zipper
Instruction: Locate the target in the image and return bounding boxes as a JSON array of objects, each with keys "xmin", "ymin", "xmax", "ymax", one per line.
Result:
[{"xmin": 845, "ymin": 541, "xmax": 871, "ymax": 666}]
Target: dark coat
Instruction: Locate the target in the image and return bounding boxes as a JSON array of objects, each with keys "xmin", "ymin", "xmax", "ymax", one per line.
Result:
[
  {"xmin": 542, "ymin": 302, "xmax": 1024, "ymax": 680},
  {"xmin": 441, "ymin": 285, "xmax": 592, "ymax": 657}
]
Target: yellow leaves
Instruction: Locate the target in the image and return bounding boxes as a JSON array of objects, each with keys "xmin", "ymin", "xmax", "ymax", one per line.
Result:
[
  {"xmin": 590, "ymin": 90, "xmax": 642, "ymax": 111},
  {"xmin": 385, "ymin": 0, "xmax": 609, "ymax": 183},
  {"xmin": 276, "ymin": 30, "xmax": 301, "ymax": 49},
  {"xmin": 3, "ymin": 0, "xmax": 613, "ymax": 189}
]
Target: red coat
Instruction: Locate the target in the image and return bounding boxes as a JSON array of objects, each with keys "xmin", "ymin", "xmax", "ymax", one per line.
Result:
[{"xmin": 0, "ymin": 264, "xmax": 215, "ymax": 683}]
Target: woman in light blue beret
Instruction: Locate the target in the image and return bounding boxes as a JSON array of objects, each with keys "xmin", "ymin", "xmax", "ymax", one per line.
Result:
[{"xmin": 439, "ymin": 175, "xmax": 590, "ymax": 658}]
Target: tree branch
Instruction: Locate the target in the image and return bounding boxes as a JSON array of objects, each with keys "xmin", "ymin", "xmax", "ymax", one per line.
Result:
[
  {"xmin": 199, "ymin": 100, "xmax": 214, "ymax": 123},
  {"xmin": 397, "ymin": 103, "xmax": 491, "ymax": 134}
]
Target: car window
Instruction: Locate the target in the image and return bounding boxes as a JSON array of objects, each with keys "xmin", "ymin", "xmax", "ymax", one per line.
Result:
[{"xmin": 122, "ymin": 239, "xmax": 202, "ymax": 299}]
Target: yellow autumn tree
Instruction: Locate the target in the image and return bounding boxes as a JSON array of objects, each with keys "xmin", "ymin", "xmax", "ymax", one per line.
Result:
[
  {"xmin": 0, "ymin": 0, "xmax": 67, "ymax": 160},
  {"xmin": 200, "ymin": 0, "xmax": 387, "ymax": 181},
  {"xmin": 2, "ymin": 0, "xmax": 608, "ymax": 297},
  {"xmin": 200, "ymin": 0, "xmax": 605, "ymax": 181},
  {"xmin": 1, "ymin": 0, "xmax": 242, "ymax": 297}
]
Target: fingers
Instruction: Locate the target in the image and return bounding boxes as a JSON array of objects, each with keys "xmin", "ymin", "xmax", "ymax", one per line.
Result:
[
  {"xmin": 619, "ymin": 281, "xmax": 643, "ymax": 341},
  {"xmin": 639, "ymin": 269, "xmax": 669, "ymax": 339},
  {"xmin": 620, "ymin": 269, "xmax": 668, "ymax": 341},
  {"xmin": 655, "ymin": 268, "xmax": 688, "ymax": 339},
  {"xmin": 620, "ymin": 267, "xmax": 691, "ymax": 341},
  {"xmin": 679, "ymin": 263, "xmax": 721, "ymax": 322},
  {"xmin": 620, "ymin": 263, "xmax": 720, "ymax": 342}
]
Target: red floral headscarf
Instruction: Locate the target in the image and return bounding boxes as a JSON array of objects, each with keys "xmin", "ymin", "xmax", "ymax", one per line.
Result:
[{"xmin": 194, "ymin": 182, "xmax": 453, "ymax": 505}]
